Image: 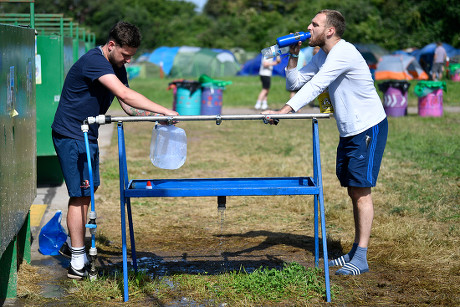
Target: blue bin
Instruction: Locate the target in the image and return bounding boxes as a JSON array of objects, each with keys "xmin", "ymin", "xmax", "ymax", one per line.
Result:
[
  {"xmin": 201, "ymin": 83, "xmax": 224, "ymax": 115},
  {"xmin": 174, "ymin": 81, "xmax": 201, "ymax": 115}
]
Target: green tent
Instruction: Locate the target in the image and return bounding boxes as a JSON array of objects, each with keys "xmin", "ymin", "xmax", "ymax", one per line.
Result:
[{"xmin": 169, "ymin": 46, "xmax": 241, "ymax": 78}]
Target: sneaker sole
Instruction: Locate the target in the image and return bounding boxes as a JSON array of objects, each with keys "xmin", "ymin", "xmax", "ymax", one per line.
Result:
[{"xmin": 67, "ymin": 272, "xmax": 86, "ymax": 279}]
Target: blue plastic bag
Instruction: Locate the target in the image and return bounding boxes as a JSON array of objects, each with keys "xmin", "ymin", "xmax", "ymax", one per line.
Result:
[{"xmin": 38, "ymin": 210, "xmax": 68, "ymax": 255}]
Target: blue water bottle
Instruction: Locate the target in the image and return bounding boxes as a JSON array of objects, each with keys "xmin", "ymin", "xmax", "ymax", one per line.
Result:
[
  {"xmin": 276, "ymin": 32, "xmax": 311, "ymax": 48},
  {"xmin": 261, "ymin": 32, "xmax": 311, "ymax": 59}
]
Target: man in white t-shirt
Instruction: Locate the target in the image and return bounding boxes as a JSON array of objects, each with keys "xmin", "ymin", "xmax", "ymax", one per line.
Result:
[
  {"xmin": 255, "ymin": 56, "xmax": 281, "ymax": 110},
  {"xmin": 263, "ymin": 9, "xmax": 388, "ymax": 276}
]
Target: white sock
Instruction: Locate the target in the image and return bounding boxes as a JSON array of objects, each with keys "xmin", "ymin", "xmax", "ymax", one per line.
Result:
[{"xmin": 71, "ymin": 246, "xmax": 86, "ymax": 270}]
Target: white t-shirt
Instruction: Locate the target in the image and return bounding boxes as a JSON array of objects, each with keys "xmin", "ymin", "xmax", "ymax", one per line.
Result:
[
  {"xmin": 286, "ymin": 39, "xmax": 386, "ymax": 137},
  {"xmin": 259, "ymin": 57, "xmax": 275, "ymax": 76}
]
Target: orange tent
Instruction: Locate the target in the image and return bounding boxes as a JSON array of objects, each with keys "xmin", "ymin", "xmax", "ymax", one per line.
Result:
[{"xmin": 375, "ymin": 54, "xmax": 429, "ymax": 80}]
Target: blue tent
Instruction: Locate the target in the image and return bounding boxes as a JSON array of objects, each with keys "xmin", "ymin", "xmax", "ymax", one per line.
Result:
[
  {"xmin": 411, "ymin": 43, "xmax": 460, "ymax": 73},
  {"xmin": 147, "ymin": 46, "xmax": 180, "ymax": 75},
  {"xmin": 238, "ymin": 47, "xmax": 316, "ymax": 77},
  {"xmin": 238, "ymin": 53, "xmax": 288, "ymax": 77}
]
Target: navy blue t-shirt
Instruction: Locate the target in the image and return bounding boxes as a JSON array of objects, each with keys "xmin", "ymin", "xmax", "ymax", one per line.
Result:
[{"xmin": 52, "ymin": 47, "xmax": 128, "ymax": 141}]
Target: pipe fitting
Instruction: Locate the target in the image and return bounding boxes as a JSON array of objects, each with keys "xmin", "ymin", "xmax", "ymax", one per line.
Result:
[
  {"xmin": 89, "ymin": 211, "xmax": 97, "ymax": 220},
  {"xmin": 216, "ymin": 115, "xmax": 222, "ymax": 125},
  {"xmin": 89, "ymin": 247, "xmax": 97, "ymax": 257}
]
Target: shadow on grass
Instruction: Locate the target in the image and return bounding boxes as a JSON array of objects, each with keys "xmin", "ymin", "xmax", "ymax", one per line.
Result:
[{"xmin": 94, "ymin": 230, "xmax": 344, "ymax": 276}]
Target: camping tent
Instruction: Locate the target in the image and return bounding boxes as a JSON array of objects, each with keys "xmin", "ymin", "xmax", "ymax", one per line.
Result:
[
  {"xmin": 145, "ymin": 46, "xmax": 241, "ymax": 78},
  {"xmin": 354, "ymin": 43, "xmax": 388, "ymax": 67},
  {"xmin": 375, "ymin": 54, "xmax": 429, "ymax": 80}
]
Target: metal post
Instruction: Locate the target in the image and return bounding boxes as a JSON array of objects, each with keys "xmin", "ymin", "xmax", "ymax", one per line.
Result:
[
  {"xmin": 312, "ymin": 120, "xmax": 320, "ymax": 267},
  {"xmin": 312, "ymin": 119, "xmax": 331, "ymax": 302}
]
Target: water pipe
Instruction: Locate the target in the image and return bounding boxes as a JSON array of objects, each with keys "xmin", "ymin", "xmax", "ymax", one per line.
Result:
[
  {"xmin": 81, "ymin": 120, "xmax": 98, "ymax": 281},
  {"xmin": 85, "ymin": 113, "xmax": 330, "ymax": 126},
  {"xmin": 217, "ymin": 196, "xmax": 226, "ymax": 211}
]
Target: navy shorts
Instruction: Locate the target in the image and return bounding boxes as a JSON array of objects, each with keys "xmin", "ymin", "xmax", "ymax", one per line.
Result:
[
  {"xmin": 260, "ymin": 75, "xmax": 271, "ymax": 89},
  {"xmin": 52, "ymin": 131, "xmax": 100, "ymax": 197},
  {"xmin": 336, "ymin": 118, "xmax": 388, "ymax": 187}
]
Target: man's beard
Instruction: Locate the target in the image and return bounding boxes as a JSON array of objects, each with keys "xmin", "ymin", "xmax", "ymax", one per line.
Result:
[{"xmin": 309, "ymin": 31, "xmax": 326, "ymax": 48}]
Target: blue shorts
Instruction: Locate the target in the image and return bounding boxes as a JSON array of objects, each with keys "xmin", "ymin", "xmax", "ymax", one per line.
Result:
[
  {"xmin": 52, "ymin": 131, "xmax": 100, "ymax": 197},
  {"xmin": 336, "ymin": 118, "xmax": 388, "ymax": 187}
]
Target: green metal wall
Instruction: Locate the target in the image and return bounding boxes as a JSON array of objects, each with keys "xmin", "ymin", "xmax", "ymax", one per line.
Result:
[
  {"xmin": 36, "ymin": 35, "xmax": 63, "ymax": 157},
  {"xmin": 35, "ymin": 34, "xmax": 65, "ymax": 185},
  {"xmin": 0, "ymin": 24, "xmax": 36, "ymax": 258}
]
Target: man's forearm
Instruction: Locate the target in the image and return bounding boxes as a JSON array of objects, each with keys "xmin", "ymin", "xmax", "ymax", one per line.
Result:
[
  {"xmin": 118, "ymin": 89, "xmax": 173, "ymax": 115},
  {"xmin": 119, "ymin": 98, "xmax": 158, "ymax": 116},
  {"xmin": 126, "ymin": 107, "xmax": 157, "ymax": 116}
]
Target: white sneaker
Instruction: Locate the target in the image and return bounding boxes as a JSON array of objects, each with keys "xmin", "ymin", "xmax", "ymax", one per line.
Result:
[
  {"xmin": 261, "ymin": 101, "xmax": 268, "ymax": 110},
  {"xmin": 254, "ymin": 101, "xmax": 262, "ymax": 110}
]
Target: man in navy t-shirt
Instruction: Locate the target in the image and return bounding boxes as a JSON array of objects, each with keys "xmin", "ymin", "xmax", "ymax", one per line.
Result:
[{"xmin": 52, "ymin": 21, "xmax": 178, "ymax": 279}]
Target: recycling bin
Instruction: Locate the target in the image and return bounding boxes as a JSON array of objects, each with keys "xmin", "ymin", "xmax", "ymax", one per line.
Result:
[
  {"xmin": 378, "ymin": 81, "xmax": 411, "ymax": 117},
  {"xmin": 414, "ymin": 81, "xmax": 447, "ymax": 117}
]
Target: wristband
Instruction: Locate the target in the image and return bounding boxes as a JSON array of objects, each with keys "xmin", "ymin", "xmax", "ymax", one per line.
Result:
[{"xmin": 289, "ymin": 53, "xmax": 299, "ymax": 58}]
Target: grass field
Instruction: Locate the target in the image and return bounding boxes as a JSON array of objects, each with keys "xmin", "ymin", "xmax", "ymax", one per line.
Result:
[{"xmin": 18, "ymin": 76, "xmax": 460, "ymax": 305}]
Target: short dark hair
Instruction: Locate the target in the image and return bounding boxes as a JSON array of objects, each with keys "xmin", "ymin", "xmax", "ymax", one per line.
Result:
[
  {"xmin": 319, "ymin": 9, "xmax": 346, "ymax": 38},
  {"xmin": 107, "ymin": 21, "xmax": 141, "ymax": 48}
]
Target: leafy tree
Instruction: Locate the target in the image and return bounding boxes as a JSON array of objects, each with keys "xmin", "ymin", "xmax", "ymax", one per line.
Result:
[{"xmin": 1, "ymin": 0, "xmax": 459, "ymax": 51}]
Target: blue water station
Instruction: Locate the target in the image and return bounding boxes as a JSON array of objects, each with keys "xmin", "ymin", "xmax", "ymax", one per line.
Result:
[{"xmin": 82, "ymin": 113, "xmax": 332, "ymax": 302}]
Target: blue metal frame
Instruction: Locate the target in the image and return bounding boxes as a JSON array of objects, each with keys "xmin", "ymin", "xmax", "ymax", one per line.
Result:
[{"xmin": 116, "ymin": 119, "xmax": 331, "ymax": 302}]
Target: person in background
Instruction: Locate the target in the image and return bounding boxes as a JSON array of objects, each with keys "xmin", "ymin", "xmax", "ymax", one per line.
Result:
[
  {"xmin": 263, "ymin": 9, "xmax": 388, "ymax": 276},
  {"xmin": 52, "ymin": 21, "xmax": 178, "ymax": 279},
  {"xmin": 432, "ymin": 41, "xmax": 447, "ymax": 80},
  {"xmin": 255, "ymin": 55, "xmax": 281, "ymax": 110}
]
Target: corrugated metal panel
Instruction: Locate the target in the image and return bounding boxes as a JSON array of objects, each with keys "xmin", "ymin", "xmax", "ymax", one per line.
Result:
[{"xmin": 0, "ymin": 24, "xmax": 36, "ymax": 258}]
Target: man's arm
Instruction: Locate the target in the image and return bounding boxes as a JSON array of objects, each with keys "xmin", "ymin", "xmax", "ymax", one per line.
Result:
[
  {"xmin": 118, "ymin": 98, "xmax": 159, "ymax": 116},
  {"xmin": 98, "ymin": 74, "xmax": 177, "ymax": 116}
]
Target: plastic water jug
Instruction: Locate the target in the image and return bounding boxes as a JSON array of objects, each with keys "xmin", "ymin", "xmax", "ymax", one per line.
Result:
[
  {"xmin": 38, "ymin": 210, "xmax": 68, "ymax": 256},
  {"xmin": 150, "ymin": 125, "xmax": 187, "ymax": 169}
]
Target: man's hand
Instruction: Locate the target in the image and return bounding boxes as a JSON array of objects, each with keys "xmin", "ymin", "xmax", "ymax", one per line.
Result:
[
  {"xmin": 156, "ymin": 109, "xmax": 179, "ymax": 125},
  {"xmin": 289, "ymin": 40, "xmax": 302, "ymax": 55},
  {"xmin": 163, "ymin": 110, "xmax": 179, "ymax": 117},
  {"xmin": 261, "ymin": 105, "xmax": 294, "ymax": 125}
]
